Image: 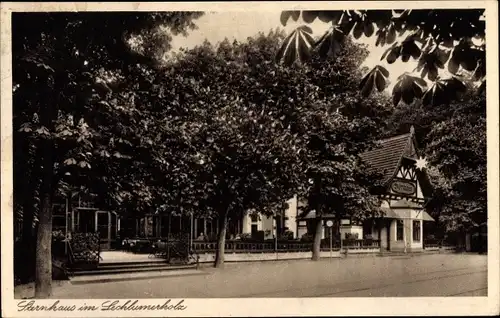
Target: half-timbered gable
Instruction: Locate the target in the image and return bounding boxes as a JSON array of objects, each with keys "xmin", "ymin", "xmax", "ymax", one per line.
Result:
[{"xmin": 358, "ymin": 126, "xmax": 435, "ymax": 252}]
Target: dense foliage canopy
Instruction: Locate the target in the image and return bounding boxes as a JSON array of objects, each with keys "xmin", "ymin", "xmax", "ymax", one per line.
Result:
[{"xmin": 277, "ymin": 9, "xmax": 486, "ymax": 107}]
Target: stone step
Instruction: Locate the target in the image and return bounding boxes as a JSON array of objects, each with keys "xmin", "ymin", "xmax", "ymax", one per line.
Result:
[
  {"xmin": 70, "ymin": 268, "xmax": 205, "ymax": 285},
  {"xmin": 71, "ymin": 263, "xmax": 197, "ymax": 276},
  {"xmin": 98, "ymin": 259, "xmax": 167, "ymax": 267}
]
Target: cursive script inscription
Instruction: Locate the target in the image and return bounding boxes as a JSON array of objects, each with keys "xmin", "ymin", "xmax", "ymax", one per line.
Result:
[
  {"xmin": 391, "ymin": 180, "xmax": 416, "ymax": 195},
  {"xmin": 17, "ymin": 299, "xmax": 187, "ymax": 312},
  {"xmin": 17, "ymin": 300, "xmax": 76, "ymax": 312},
  {"xmin": 101, "ymin": 299, "xmax": 187, "ymax": 311}
]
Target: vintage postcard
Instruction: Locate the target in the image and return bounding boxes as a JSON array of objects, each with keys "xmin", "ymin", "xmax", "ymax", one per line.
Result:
[{"xmin": 1, "ymin": 1, "xmax": 499, "ymax": 317}]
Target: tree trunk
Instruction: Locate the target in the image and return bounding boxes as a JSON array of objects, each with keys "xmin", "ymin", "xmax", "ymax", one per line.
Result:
[
  {"xmin": 312, "ymin": 218, "xmax": 323, "ymax": 261},
  {"xmin": 21, "ymin": 205, "xmax": 35, "ymax": 244},
  {"xmin": 21, "ymin": 146, "xmax": 42, "ymax": 245},
  {"xmin": 34, "ymin": 150, "xmax": 54, "ymax": 299},
  {"xmin": 15, "ymin": 143, "xmax": 40, "ymax": 283},
  {"xmin": 214, "ymin": 209, "xmax": 228, "ymax": 268},
  {"xmin": 19, "ymin": 201, "xmax": 36, "ymax": 284}
]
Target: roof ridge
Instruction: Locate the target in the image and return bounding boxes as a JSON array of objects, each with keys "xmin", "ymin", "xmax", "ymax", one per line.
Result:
[
  {"xmin": 384, "ymin": 134, "xmax": 413, "ymax": 185},
  {"xmin": 379, "ymin": 132, "xmax": 411, "ymax": 143},
  {"xmin": 360, "ymin": 132, "xmax": 411, "ymax": 156}
]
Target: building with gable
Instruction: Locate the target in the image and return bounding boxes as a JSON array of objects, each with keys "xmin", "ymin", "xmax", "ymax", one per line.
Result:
[
  {"xmin": 357, "ymin": 125, "xmax": 435, "ymax": 252},
  {"xmin": 266, "ymin": 126, "xmax": 437, "ymax": 252}
]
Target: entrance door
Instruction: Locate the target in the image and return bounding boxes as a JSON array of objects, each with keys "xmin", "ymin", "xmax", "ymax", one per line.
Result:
[{"xmin": 97, "ymin": 211, "xmax": 111, "ymax": 251}]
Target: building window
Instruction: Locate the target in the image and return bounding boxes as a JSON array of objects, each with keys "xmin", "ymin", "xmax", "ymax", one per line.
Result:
[
  {"xmin": 413, "ymin": 220, "xmax": 421, "ymax": 242},
  {"xmin": 396, "ymin": 220, "xmax": 404, "ymax": 241},
  {"xmin": 251, "ymin": 224, "xmax": 258, "ymax": 236},
  {"xmin": 363, "ymin": 220, "xmax": 373, "ymax": 236},
  {"xmin": 250, "ymin": 214, "xmax": 258, "ymax": 223}
]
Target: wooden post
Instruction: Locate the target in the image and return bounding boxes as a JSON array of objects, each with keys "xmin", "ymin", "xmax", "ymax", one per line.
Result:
[
  {"xmin": 168, "ymin": 212, "xmax": 172, "ymax": 240},
  {"xmin": 77, "ymin": 209, "xmax": 80, "ymax": 232},
  {"xmin": 329, "ymin": 226, "xmax": 333, "ymax": 260},
  {"xmin": 194, "ymin": 217, "xmax": 198, "ymax": 240},
  {"xmin": 94, "ymin": 211, "xmax": 98, "ymax": 233},
  {"xmin": 158, "ymin": 215, "xmax": 162, "ymax": 237},
  {"xmin": 65, "ymin": 197, "xmax": 69, "ymax": 254},
  {"xmin": 71, "ymin": 207, "xmax": 75, "ymax": 233},
  {"xmin": 107, "ymin": 211, "xmax": 111, "ymax": 250},
  {"xmin": 203, "ymin": 218, "xmax": 207, "ymax": 236},
  {"xmin": 190, "ymin": 213, "xmax": 194, "ymax": 246},
  {"xmin": 274, "ymin": 216, "xmax": 278, "ymax": 258}
]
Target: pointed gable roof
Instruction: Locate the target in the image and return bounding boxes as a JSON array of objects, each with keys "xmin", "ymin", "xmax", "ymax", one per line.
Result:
[{"xmin": 360, "ymin": 126, "xmax": 419, "ymax": 185}]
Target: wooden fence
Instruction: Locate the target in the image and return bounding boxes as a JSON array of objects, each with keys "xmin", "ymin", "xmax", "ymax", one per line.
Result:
[
  {"xmin": 191, "ymin": 239, "xmax": 381, "ymax": 253},
  {"xmin": 341, "ymin": 239, "xmax": 381, "ymax": 249}
]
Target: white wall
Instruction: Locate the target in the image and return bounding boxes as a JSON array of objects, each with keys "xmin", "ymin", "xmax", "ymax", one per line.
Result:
[
  {"xmin": 242, "ymin": 214, "xmax": 251, "ymax": 234},
  {"xmin": 379, "ymin": 226, "xmax": 388, "ymax": 250},
  {"xmin": 255, "ymin": 217, "xmax": 262, "ymax": 231},
  {"xmin": 285, "ymin": 195, "xmax": 298, "ymax": 238},
  {"xmin": 261, "ymin": 215, "xmax": 274, "ymax": 239},
  {"xmin": 387, "ymin": 216, "xmax": 424, "ymax": 252},
  {"xmin": 297, "ymin": 221, "xmax": 308, "ymax": 239},
  {"xmin": 340, "ymin": 225, "xmax": 363, "ymax": 240},
  {"xmin": 240, "ymin": 196, "xmax": 301, "ymax": 239}
]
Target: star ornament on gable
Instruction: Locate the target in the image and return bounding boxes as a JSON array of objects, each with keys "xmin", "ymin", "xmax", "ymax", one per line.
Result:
[{"xmin": 415, "ymin": 156, "xmax": 428, "ymax": 170}]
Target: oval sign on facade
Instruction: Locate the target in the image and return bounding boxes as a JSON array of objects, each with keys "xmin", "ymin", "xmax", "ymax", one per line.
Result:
[
  {"xmin": 325, "ymin": 220, "xmax": 334, "ymax": 227},
  {"xmin": 391, "ymin": 180, "xmax": 416, "ymax": 195}
]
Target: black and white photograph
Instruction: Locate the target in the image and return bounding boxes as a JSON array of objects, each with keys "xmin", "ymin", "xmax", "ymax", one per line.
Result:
[{"xmin": 1, "ymin": 1, "xmax": 498, "ymax": 317}]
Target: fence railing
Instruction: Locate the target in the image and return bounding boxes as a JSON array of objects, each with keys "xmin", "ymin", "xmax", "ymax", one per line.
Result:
[
  {"xmin": 342, "ymin": 239, "xmax": 381, "ymax": 249},
  {"xmin": 120, "ymin": 237, "xmax": 382, "ymax": 254},
  {"xmin": 423, "ymin": 239, "xmax": 460, "ymax": 251},
  {"xmin": 192, "ymin": 240, "xmax": 318, "ymax": 253},
  {"xmin": 191, "ymin": 239, "xmax": 381, "ymax": 253},
  {"xmin": 423, "ymin": 239, "xmax": 441, "ymax": 248}
]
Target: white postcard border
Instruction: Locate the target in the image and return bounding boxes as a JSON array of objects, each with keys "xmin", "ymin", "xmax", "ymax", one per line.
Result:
[{"xmin": 1, "ymin": 1, "xmax": 498, "ymax": 317}]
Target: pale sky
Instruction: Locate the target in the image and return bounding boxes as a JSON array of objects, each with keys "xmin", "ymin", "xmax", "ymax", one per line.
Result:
[{"xmin": 169, "ymin": 12, "xmax": 417, "ymax": 91}]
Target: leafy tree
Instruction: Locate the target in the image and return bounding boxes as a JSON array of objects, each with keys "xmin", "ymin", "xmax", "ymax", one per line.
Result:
[
  {"xmin": 279, "ymin": 39, "xmax": 390, "ymax": 260},
  {"xmin": 276, "ymin": 9, "xmax": 485, "ymax": 107},
  {"xmin": 426, "ymin": 94, "xmax": 486, "ymax": 234},
  {"xmin": 204, "ymin": 30, "xmax": 390, "ymax": 260},
  {"xmin": 219, "ymin": 31, "xmax": 390, "ymax": 261},
  {"xmin": 164, "ymin": 37, "xmax": 305, "ymax": 267},
  {"xmin": 12, "ymin": 12, "xmax": 203, "ymax": 298}
]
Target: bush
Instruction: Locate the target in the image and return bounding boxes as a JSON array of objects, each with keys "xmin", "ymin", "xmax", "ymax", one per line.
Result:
[
  {"xmin": 278, "ymin": 230, "xmax": 294, "ymax": 241},
  {"xmin": 252, "ymin": 230, "xmax": 265, "ymax": 240},
  {"xmin": 52, "ymin": 230, "xmax": 66, "ymax": 242},
  {"xmin": 240, "ymin": 233, "xmax": 252, "ymax": 241},
  {"xmin": 300, "ymin": 233, "xmax": 314, "ymax": 242},
  {"xmin": 130, "ymin": 240, "xmax": 154, "ymax": 254}
]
